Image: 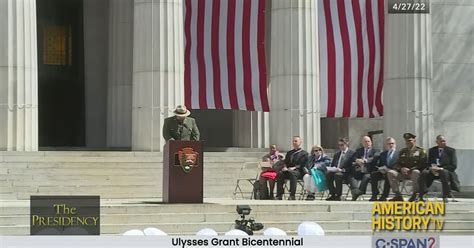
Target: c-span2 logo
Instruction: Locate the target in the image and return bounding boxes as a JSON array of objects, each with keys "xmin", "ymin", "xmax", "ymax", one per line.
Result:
[
  {"xmin": 30, "ymin": 196, "xmax": 100, "ymax": 235},
  {"xmin": 373, "ymin": 234, "xmax": 439, "ymax": 248}
]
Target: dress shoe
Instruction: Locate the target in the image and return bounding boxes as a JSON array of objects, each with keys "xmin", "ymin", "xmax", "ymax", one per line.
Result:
[
  {"xmin": 326, "ymin": 195, "xmax": 336, "ymax": 201},
  {"xmin": 408, "ymin": 194, "xmax": 417, "ymax": 202},
  {"xmin": 378, "ymin": 197, "xmax": 387, "ymax": 201},
  {"xmin": 369, "ymin": 196, "xmax": 378, "ymax": 201},
  {"xmin": 333, "ymin": 196, "xmax": 341, "ymax": 201},
  {"xmin": 288, "ymin": 195, "xmax": 296, "ymax": 200},
  {"xmin": 389, "ymin": 195, "xmax": 404, "ymax": 201},
  {"xmin": 418, "ymin": 193, "xmax": 426, "ymax": 202},
  {"xmin": 351, "ymin": 193, "xmax": 361, "ymax": 201},
  {"xmin": 276, "ymin": 195, "xmax": 283, "ymax": 200},
  {"xmin": 305, "ymin": 194, "xmax": 315, "ymax": 201}
]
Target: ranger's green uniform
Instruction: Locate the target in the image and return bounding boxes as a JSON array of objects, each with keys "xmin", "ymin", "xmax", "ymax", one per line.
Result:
[{"xmin": 162, "ymin": 116, "xmax": 200, "ymax": 141}]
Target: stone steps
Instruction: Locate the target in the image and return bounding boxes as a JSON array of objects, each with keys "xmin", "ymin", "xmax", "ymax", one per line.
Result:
[
  {"xmin": 1, "ymin": 220, "xmax": 473, "ymax": 236},
  {"xmin": 2, "ymin": 224, "xmax": 471, "ymax": 236},
  {"xmin": 3, "ymin": 200, "xmax": 472, "ymax": 214},
  {"xmin": 1, "ymin": 151, "xmax": 473, "ymax": 236},
  {"xmin": 0, "ymin": 151, "xmax": 266, "ymax": 157},
  {"xmin": 2, "ymin": 210, "xmax": 473, "ymax": 226},
  {"xmin": 0, "ymin": 162, "xmax": 248, "ymax": 169},
  {"xmin": 0, "ymin": 151, "xmax": 263, "ymax": 199}
]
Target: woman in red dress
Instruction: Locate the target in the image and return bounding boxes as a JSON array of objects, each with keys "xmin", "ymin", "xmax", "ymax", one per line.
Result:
[{"xmin": 259, "ymin": 144, "xmax": 283, "ymax": 199}]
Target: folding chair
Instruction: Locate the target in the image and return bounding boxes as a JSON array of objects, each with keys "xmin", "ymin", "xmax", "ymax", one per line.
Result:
[
  {"xmin": 343, "ymin": 181, "xmax": 366, "ymax": 201},
  {"xmin": 317, "ymin": 190, "xmax": 328, "ymax": 200},
  {"xmin": 400, "ymin": 179, "xmax": 412, "ymax": 196},
  {"xmin": 300, "ymin": 180, "xmax": 328, "ymax": 201},
  {"xmin": 343, "ymin": 182, "xmax": 352, "ymax": 201},
  {"xmin": 232, "ymin": 162, "xmax": 261, "ymax": 199},
  {"xmin": 281, "ymin": 177, "xmax": 306, "ymax": 200},
  {"xmin": 297, "ymin": 179, "xmax": 306, "ymax": 200},
  {"xmin": 427, "ymin": 179, "xmax": 458, "ymax": 202}
]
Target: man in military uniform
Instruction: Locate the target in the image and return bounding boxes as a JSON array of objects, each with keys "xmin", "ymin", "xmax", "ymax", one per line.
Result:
[
  {"xmin": 162, "ymin": 105, "xmax": 200, "ymax": 141},
  {"xmin": 387, "ymin": 133, "xmax": 427, "ymax": 201}
]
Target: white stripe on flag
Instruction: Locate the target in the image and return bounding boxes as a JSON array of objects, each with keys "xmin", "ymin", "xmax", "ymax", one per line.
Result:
[
  {"xmin": 250, "ymin": 0, "xmax": 261, "ymax": 111},
  {"xmin": 330, "ymin": 1, "xmax": 344, "ymax": 117},
  {"xmin": 234, "ymin": 0, "xmax": 245, "ymax": 110},
  {"xmin": 318, "ymin": 0, "xmax": 328, "ymax": 117},
  {"xmin": 190, "ymin": 0, "xmax": 199, "ymax": 108},
  {"xmin": 218, "ymin": 0, "xmax": 230, "ymax": 109},
  {"xmin": 204, "ymin": 0, "xmax": 214, "ymax": 108},
  {"xmin": 360, "ymin": 2, "xmax": 370, "ymax": 118}
]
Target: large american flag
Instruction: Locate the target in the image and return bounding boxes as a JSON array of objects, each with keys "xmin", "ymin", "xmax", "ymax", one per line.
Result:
[
  {"xmin": 184, "ymin": 0, "xmax": 269, "ymax": 112},
  {"xmin": 319, "ymin": 0, "xmax": 384, "ymax": 118},
  {"xmin": 184, "ymin": 0, "xmax": 384, "ymax": 117}
]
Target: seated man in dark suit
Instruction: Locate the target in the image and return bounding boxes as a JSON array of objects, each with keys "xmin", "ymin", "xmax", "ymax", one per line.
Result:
[
  {"xmin": 370, "ymin": 137, "xmax": 399, "ymax": 201},
  {"xmin": 276, "ymin": 136, "xmax": 309, "ymax": 200},
  {"xmin": 326, "ymin": 137, "xmax": 355, "ymax": 201},
  {"xmin": 419, "ymin": 135, "xmax": 459, "ymax": 203},
  {"xmin": 349, "ymin": 136, "xmax": 380, "ymax": 201}
]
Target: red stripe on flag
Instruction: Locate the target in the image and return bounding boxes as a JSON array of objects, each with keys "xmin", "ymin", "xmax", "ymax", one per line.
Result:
[
  {"xmin": 226, "ymin": 0, "xmax": 238, "ymax": 109},
  {"xmin": 337, "ymin": 0, "xmax": 351, "ymax": 117},
  {"xmin": 196, "ymin": 0, "xmax": 207, "ymax": 108},
  {"xmin": 351, "ymin": 0, "xmax": 364, "ymax": 117},
  {"xmin": 323, "ymin": 0, "xmax": 336, "ymax": 118},
  {"xmin": 375, "ymin": 1, "xmax": 384, "ymax": 115},
  {"xmin": 184, "ymin": 0, "xmax": 192, "ymax": 108},
  {"xmin": 366, "ymin": 0, "xmax": 375, "ymax": 118},
  {"xmin": 211, "ymin": 0, "xmax": 223, "ymax": 109},
  {"xmin": 242, "ymin": 0, "xmax": 254, "ymax": 111},
  {"xmin": 257, "ymin": 0, "xmax": 269, "ymax": 112}
]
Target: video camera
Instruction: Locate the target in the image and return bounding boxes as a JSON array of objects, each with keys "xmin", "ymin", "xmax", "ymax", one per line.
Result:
[{"xmin": 234, "ymin": 205, "xmax": 263, "ymax": 235}]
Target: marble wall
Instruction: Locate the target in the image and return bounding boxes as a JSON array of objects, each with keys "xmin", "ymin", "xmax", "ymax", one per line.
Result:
[{"xmin": 431, "ymin": 0, "xmax": 474, "ymax": 150}]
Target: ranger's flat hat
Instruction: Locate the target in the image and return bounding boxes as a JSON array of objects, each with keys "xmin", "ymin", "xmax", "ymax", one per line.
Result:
[{"xmin": 173, "ymin": 105, "xmax": 191, "ymax": 117}]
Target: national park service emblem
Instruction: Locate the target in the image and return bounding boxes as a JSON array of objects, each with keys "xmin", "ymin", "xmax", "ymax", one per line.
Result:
[{"xmin": 176, "ymin": 147, "xmax": 199, "ymax": 173}]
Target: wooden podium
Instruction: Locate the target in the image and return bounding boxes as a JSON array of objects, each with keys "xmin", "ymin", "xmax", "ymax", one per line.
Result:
[{"xmin": 163, "ymin": 140, "xmax": 203, "ymax": 203}]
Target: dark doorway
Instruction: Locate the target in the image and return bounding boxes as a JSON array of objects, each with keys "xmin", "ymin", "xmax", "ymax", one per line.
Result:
[{"xmin": 37, "ymin": 0, "xmax": 85, "ymax": 147}]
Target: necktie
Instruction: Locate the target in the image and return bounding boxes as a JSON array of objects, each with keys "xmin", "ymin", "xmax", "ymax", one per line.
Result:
[
  {"xmin": 438, "ymin": 148, "xmax": 443, "ymax": 158},
  {"xmin": 338, "ymin": 152, "xmax": 345, "ymax": 168},
  {"xmin": 364, "ymin": 149, "xmax": 368, "ymax": 159},
  {"xmin": 387, "ymin": 150, "xmax": 393, "ymax": 165}
]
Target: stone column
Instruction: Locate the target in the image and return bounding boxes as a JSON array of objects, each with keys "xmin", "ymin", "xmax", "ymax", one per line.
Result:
[
  {"xmin": 107, "ymin": 0, "xmax": 134, "ymax": 148},
  {"xmin": 269, "ymin": 0, "xmax": 320, "ymax": 151},
  {"xmin": 132, "ymin": 0, "xmax": 184, "ymax": 151},
  {"xmin": 233, "ymin": 111, "xmax": 269, "ymax": 149},
  {"xmin": 83, "ymin": 0, "xmax": 108, "ymax": 148},
  {"xmin": 383, "ymin": 9, "xmax": 434, "ymax": 148},
  {"xmin": 0, "ymin": 0, "xmax": 38, "ymax": 151}
]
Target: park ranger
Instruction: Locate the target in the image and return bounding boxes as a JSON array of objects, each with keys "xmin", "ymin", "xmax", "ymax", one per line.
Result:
[{"xmin": 162, "ymin": 105, "xmax": 200, "ymax": 141}]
